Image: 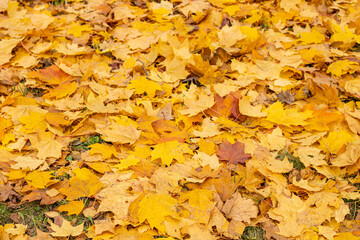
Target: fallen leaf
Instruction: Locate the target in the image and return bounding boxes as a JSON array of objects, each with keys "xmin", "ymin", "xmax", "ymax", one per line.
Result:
[
  {"xmin": 57, "ymin": 201, "xmax": 84, "ymax": 215},
  {"xmin": 217, "ymin": 140, "xmax": 251, "ymax": 165},
  {"xmin": 49, "ymin": 219, "xmax": 84, "ymax": 237},
  {"xmin": 221, "ymin": 192, "xmax": 258, "ymax": 223},
  {"xmin": 151, "ymin": 140, "xmax": 193, "ymax": 166},
  {"xmin": 137, "ymin": 193, "xmax": 179, "ymax": 233}
]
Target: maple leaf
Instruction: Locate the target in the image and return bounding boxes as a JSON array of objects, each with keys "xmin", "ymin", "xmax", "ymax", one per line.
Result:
[
  {"xmin": 67, "ymin": 22, "xmax": 92, "ymax": 37},
  {"xmin": 178, "ymin": 86, "xmax": 215, "ymax": 116},
  {"xmin": 19, "ymin": 111, "xmax": 47, "ymax": 133},
  {"xmin": 27, "ymin": 65, "xmax": 72, "ymax": 85},
  {"xmin": 298, "ymin": 29, "xmax": 325, "ymax": 45},
  {"xmin": 87, "ymin": 162, "xmax": 111, "ymax": 173},
  {"xmin": 55, "ymin": 42, "xmax": 89, "ymax": 55},
  {"xmin": 96, "ymin": 117, "xmax": 141, "ymax": 144},
  {"xmin": 206, "ymin": 94, "xmax": 234, "ymax": 117},
  {"xmin": 318, "ymin": 130, "xmax": 353, "ymax": 154},
  {"xmin": 217, "ymin": 140, "xmax": 251, "ymax": 164},
  {"xmin": 238, "ymin": 95, "xmax": 267, "ymax": 117},
  {"xmin": 12, "ymin": 156, "xmax": 44, "ymax": 171},
  {"xmin": 49, "ymin": 219, "xmax": 83, "ymax": 237},
  {"xmin": 58, "ymin": 168, "xmax": 103, "ymax": 200},
  {"xmin": 86, "ymin": 91, "xmax": 121, "ymax": 113},
  {"xmin": 115, "ymin": 155, "xmax": 140, "ymax": 170},
  {"xmin": 266, "ymin": 101, "xmax": 312, "ymax": 127},
  {"xmin": 127, "ymin": 76, "xmax": 163, "ymax": 98},
  {"xmin": 33, "ymin": 139, "xmax": 63, "ymax": 160},
  {"xmin": 221, "ymin": 192, "xmax": 258, "ymax": 224},
  {"xmin": 0, "ymin": 39, "xmax": 22, "ymax": 65},
  {"xmin": 151, "ymin": 140, "xmax": 193, "ymax": 166},
  {"xmin": 25, "ymin": 171, "xmax": 56, "ymax": 189},
  {"xmin": 42, "ymin": 81, "xmax": 77, "ymax": 99},
  {"xmin": 178, "ymin": 189, "xmax": 215, "ymax": 224},
  {"xmin": 96, "ymin": 181, "xmax": 140, "ymax": 219},
  {"xmin": 137, "ymin": 193, "xmax": 179, "ymax": 233},
  {"xmin": 326, "ymin": 60, "xmax": 359, "ymax": 77},
  {"xmin": 45, "ymin": 112, "xmax": 72, "ymax": 127},
  {"xmin": 89, "ymin": 143, "xmax": 117, "ymax": 159},
  {"xmin": 193, "ymin": 118, "xmax": 221, "ymax": 137},
  {"xmin": 57, "ymin": 201, "xmax": 84, "ymax": 215}
]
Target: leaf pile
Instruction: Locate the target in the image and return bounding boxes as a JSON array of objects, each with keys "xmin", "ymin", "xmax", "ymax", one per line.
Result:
[{"xmin": 1, "ymin": 0, "xmax": 360, "ymax": 239}]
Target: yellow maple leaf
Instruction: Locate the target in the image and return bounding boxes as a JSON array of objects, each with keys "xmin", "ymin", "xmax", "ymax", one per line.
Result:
[
  {"xmin": 326, "ymin": 60, "xmax": 359, "ymax": 77},
  {"xmin": 87, "ymin": 162, "xmax": 112, "ymax": 173},
  {"xmin": 266, "ymin": 127, "xmax": 286, "ymax": 151},
  {"xmin": 221, "ymin": 192, "xmax": 258, "ymax": 224},
  {"xmin": 45, "ymin": 112, "xmax": 72, "ymax": 128},
  {"xmin": 178, "ymin": 87, "xmax": 215, "ymax": 116},
  {"xmin": 329, "ymin": 21, "xmax": 356, "ymax": 50},
  {"xmin": 138, "ymin": 193, "xmax": 178, "ymax": 233},
  {"xmin": 267, "ymin": 193, "xmax": 305, "ymax": 237},
  {"xmin": 115, "ymin": 155, "xmax": 140, "ymax": 170},
  {"xmin": 11, "ymin": 49, "xmax": 38, "ymax": 68},
  {"xmin": 42, "ymin": 81, "xmax": 77, "ymax": 99},
  {"xmin": 193, "ymin": 118, "xmax": 221, "ymax": 138},
  {"xmin": 0, "ymin": 38, "xmax": 22, "ymax": 65},
  {"xmin": 198, "ymin": 138, "xmax": 216, "ymax": 155},
  {"xmin": 334, "ymin": 232, "xmax": 360, "ymax": 240},
  {"xmin": 59, "ymin": 168, "xmax": 103, "ymax": 200},
  {"xmin": 293, "ymin": 146, "xmax": 327, "ymax": 167},
  {"xmin": 4, "ymin": 223, "xmax": 27, "ymax": 236},
  {"xmin": 238, "ymin": 96, "xmax": 267, "ymax": 117},
  {"xmin": 127, "ymin": 76, "xmax": 162, "ymax": 98},
  {"xmin": 67, "ymin": 22, "xmax": 92, "ymax": 37},
  {"xmin": 194, "ymin": 151, "xmax": 221, "ymax": 169},
  {"xmin": 19, "ymin": 111, "xmax": 47, "ymax": 133},
  {"xmin": 178, "ymin": 189, "xmax": 215, "ymax": 224},
  {"xmin": 86, "ymin": 91, "xmax": 120, "ymax": 113},
  {"xmin": 280, "ymin": 0, "xmax": 300, "ymax": 11},
  {"xmin": 151, "ymin": 140, "xmax": 193, "ymax": 166},
  {"xmin": 89, "ymin": 143, "xmax": 117, "ymax": 159},
  {"xmin": 25, "ymin": 171, "xmax": 55, "ymax": 189},
  {"xmin": 96, "ymin": 117, "xmax": 141, "ymax": 144},
  {"xmin": 218, "ymin": 25, "xmax": 247, "ymax": 47},
  {"xmin": 298, "ymin": 29, "xmax": 325, "ymax": 45},
  {"xmin": 8, "ymin": 169, "xmax": 27, "ymax": 180},
  {"xmin": 57, "ymin": 200, "xmax": 84, "ymax": 215},
  {"xmin": 319, "ymin": 130, "xmax": 353, "ymax": 154},
  {"xmin": 49, "ymin": 219, "xmax": 84, "ymax": 237},
  {"xmin": 12, "ymin": 156, "xmax": 44, "ymax": 171},
  {"xmin": 55, "ymin": 42, "xmax": 89, "ymax": 55},
  {"xmin": 266, "ymin": 101, "xmax": 312, "ymax": 127},
  {"xmin": 33, "ymin": 139, "xmax": 63, "ymax": 160}
]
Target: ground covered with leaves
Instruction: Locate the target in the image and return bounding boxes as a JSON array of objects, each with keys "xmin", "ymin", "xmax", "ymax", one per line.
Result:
[{"xmin": 2, "ymin": 0, "xmax": 360, "ymax": 239}]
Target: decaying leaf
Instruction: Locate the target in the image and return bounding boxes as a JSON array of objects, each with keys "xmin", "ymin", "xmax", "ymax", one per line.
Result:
[{"xmin": 217, "ymin": 140, "xmax": 251, "ymax": 164}]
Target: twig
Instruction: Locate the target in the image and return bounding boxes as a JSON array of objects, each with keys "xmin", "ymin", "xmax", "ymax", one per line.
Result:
[{"xmin": 136, "ymin": 60, "xmax": 151, "ymax": 80}]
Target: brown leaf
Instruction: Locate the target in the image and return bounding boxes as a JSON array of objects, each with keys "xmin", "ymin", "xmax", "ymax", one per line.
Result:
[
  {"xmin": 217, "ymin": 140, "xmax": 251, "ymax": 165},
  {"xmin": 276, "ymin": 90, "xmax": 295, "ymax": 105},
  {"xmin": 21, "ymin": 189, "xmax": 63, "ymax": 205},
  {"xmin": 0, "ymin": 184, "xmax": 22, "ymax": 202}
]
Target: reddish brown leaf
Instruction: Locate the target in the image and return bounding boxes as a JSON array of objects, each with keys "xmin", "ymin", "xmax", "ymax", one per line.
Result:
[
  {"xmin": 205, "ymin": 95, "xmax": 233, "ymax": 117},
  {"xmin": 217, "ymin": 140, "xmax": 251, "ymax": 164},
  {"xmin": 229, "ymin": 92, "xmax": 242, "ymax": 119},
  {"xmin": 21, "ymin": 189, "xmax": 63, "ymax": 205},
  {"xmin": 27, "ymin": 65, "xmax": 72, "ymax": 85},
  {"xmin": 0, "ymin": 183, "xmax": 22, "ymax": 202}
]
